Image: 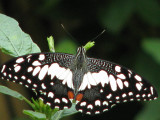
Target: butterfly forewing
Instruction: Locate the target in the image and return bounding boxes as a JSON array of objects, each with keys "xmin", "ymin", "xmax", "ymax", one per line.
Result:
[
  {"xmin": 75, "ymin": 58, "xmax": 158, "ymax": 115},
  {"xmin": 0, "ymin": 47, "xmax": 158, "ymax": 115},
  {"xmin": 0, "ymin": 53, "xmax": 74, "ymax": 109}
]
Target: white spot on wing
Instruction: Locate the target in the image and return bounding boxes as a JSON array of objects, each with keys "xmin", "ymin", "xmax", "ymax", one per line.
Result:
[
  {"xmin": 66, "ymin": 71, "xmax": 73, "ymax": 89},
  {"xmin": 1, "ymin": 65, "xmax": 6, "ymax": 73},
  {"xmin": 150, "ymin": 86, "xmax": 154, "ymax": 95},
  {"xmin": 58, "ymin": 69, "xmax": 70, "ymax": 80},
  {"xmin": 86, "ymin": 111, "xmax": 91, "ymax": 115},
  {"xmin": 117, "ymin": 74, "xmax": 126, "ymax": 79},
  {"xmin": 38, "ymin": 65, "xmax": 49, "ymax": 80},
  {"xmin": 46, "ymin": 102, "xmax": 51, "ymax": 106},
  {"xmin": 136, "ymin": 83, "xmax": 142, "ymax": 91},
  {"xmin": 103, "ymin": 101, "xmax": 108, "ymax": 106},
  {"xmin": 128, "ymin": 92, "xmax": 133, "ymax": 96},
  {"xmin": 95, "ymin": 100, "xmax": 101, "ymax": 106},
  {"xmin": 39, "ymin": 54, "xmax": 45, "ymax": 61},
  {"xmin": 87, "ymin": 104, "xmax": 93, "ymax": 109},
  {"xmin": 56, "ymin": 67, "xmax": 66, "ymax": 78},
  {"xmin": 48, "ymin": 63, "xmax": 60, "ymax": 79},
  {"xmin": 27, "ymin": 79, "xmax": 31, "ymax": 84},
  {"xmin": 32, "ymin": 60, "xmax": 41, "ymax": 66},
  {"xmin": 48, "ymin": 92, "xmax": 54, "ymax": 98},
  {"xmin": 3, "ymin": 72, "xmax": 7, "ymax": 76},
  {"xmin": 109, "ymin": 74, "xmax": 117, "ymax": 91},
  {"xmin": 142, "ymin": 94, "xmax": 146, "ymax": 97},
  {"xmin": 100, "ymin": 89, "xmax": 103, "ymax": 93},
  {"xmin": 87, "ymin": 72, "xmax": 97, "ymax": 85},
  {"xmin": 64, "ymin": 106, "xmax": 68, "ymax": 109},
  {"xmin": 106, "ymin": 93, "xmax": 112, "ymax": 99},
  {"xmin": 134, "ymin": 75, "xmax": 142, "ymax": 81},
  {"xmin": 41, "ymin": 83, "xmax": 46, "ymax": 89},
  {"xmin": 14, "ymin": 65, "xmax": 21, "ymax": 72},
  {"xmin": 122, "ymin": 93, "xmax": 127, "ymax": 98},
  {"xmin": 50, "ymin": 82, "xmax": 54, "ymax": 86},
  {"xmin": 116, "ymin": 96, "xmax": 120, "ymax": 100},
  {"xmin": 9, "ymin": 74, "xmax": 12, "ymax": 78},
  {"xmin": 92, "ymin": 70, "xmax": 109, "ymax": 86},
  {"xmin": 16, "ymin": 57, "xmax": 24, "ymax": 63},
  {"xmin": 80, "ymin": 102, "xmax": 86, "ymax": 106},
  {"xmin": 79, "ymin": 74, "xmax": 90, "ymax": 91},
  {"xmin": 33, "ymin": 84, "xmax": 37, "ymax": 87},
  {"xmin": 32, "ymin": 66, "xmax": 41, "ymax": 76},
  {"xmin": 115, "ymin": 66, "xmax": 121, "ymax": 72},
  {"xmin": 78, "ymin": 109, "xmax": 83, "ymax": 112},
  {"xmin": 54, "ymin": 98, "xmax": 60, "ymax": 103},
  {"xmin": 124, "ymin": 81, "xmax": 129, "ymax": 87},
  {"xmin": 95, "ymin": 111, "xmax": 100, "ymax": 114},
  {"xmin": 14, "ymin": 76, "xmax": 18, "ymax": 80},
  {"xmin": 98, "ymin": 70, "xmax": 109, "ymax": 86},
  {"xmin": 21, "ymin": 75, "xmax": 26, "ymax": 80},
  {"xmin": 117, "ymin": 78, "xmax": 123, "ymax": 89},
  {"xmin": 62, "ymin": 98, "xmax": 68, "ymax": 103},
  {"xmin": 27, "ymin": 67, "xmax": 33, "ymax": 72},
  {"xmin": 92, "ymin": 72, "xmax": 100, "ymax": 84}
]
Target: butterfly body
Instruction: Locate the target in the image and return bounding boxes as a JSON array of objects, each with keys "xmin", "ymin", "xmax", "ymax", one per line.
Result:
[{"xmin": 0, "ymin": 47, "xmax": 158, "ymax": 115}]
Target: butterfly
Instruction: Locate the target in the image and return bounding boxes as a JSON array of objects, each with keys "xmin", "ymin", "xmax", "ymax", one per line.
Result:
[{"xmin": 0, "ymin": 47, "xmax": 158, "ymax": 115}]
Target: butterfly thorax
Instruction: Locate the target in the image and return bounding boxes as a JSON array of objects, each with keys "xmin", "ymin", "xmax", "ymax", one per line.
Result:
[{"xmin": 71, "ymin": 47, "xmax": 88, "ymax": 95}]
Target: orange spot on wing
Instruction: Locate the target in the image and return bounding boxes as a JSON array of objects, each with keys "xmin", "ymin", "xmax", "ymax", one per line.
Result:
[
  {"xmin": 68, "ymin": 91, "xmax": 74, "ymax": 99},
  {"xmin": 76, "ymin": 93, "xmax": 83, "ymax": 102}
]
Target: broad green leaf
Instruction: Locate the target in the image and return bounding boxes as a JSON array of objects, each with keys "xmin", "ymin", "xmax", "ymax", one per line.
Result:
[
  {"xmin": 23, "ymin": 110, "xmax": 46, "ymax": 120},
  {"xmin": 135, "ymin": 0, "xmax": 160, "ymax": 26},
  {"xmin": 0, "ymin": 85, "xmax": 24, "ymax": 100},
  {"xmin": 0, "ymin": 13, "xmax": 41, "ymax": 57},
  {"xmin": 55, "ymin": 38, "xmax": 77, "ymax": 54},
  {"xmin": 51, "ymin": 103, "xmax": 78, "ymax": 120},
  {"xmin": 98, "ymin": 0, "xmax": 134, "ymax": 33},
  {"xmin": 142, "ymin": 38, "xmax": 160, "ymax": 65}
]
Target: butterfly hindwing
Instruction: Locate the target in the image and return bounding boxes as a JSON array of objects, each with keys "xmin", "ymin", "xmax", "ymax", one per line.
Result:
[
  {"xmin": 0, "ymin": 47, "xmax": 158, "ymax": 115},
  {"xmin": 0, "ymin": 53, "xmax": 74, "ymax": 109},
  {"xmin": 75, "ymin": 58, "xmax": 158, "ymax": 115}
]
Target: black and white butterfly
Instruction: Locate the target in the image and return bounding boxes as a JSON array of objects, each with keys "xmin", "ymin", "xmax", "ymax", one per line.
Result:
[{"xmin": 0, "ymin": 47, "xmax": 158, "ymax": 115}]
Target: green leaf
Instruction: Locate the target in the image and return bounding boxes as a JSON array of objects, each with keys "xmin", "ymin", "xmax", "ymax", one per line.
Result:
[
  {"xmin": 23, "ymin": 110, "xmax": 46, "ymax": 120},
  {"xmin": 98, "ymin": 0, "xmax": 134, "ymax": 33},
  {"xmin": 0, "ymin": 13, "xmax": 41, "ymax": 57},
  {"xmin": 142, "ymin": 38, "xmax": 160, "ymax": 64},
  {"xmin": 51, "ymin": 103, "xmax": 78, "ymax": 120},
  {"xmin": 136, "ymin": 0, "xmax": 160, "ymax": 26},
  {"xmin": 0, "ymin": 85, "xmax": 24, "ymax": 100}
]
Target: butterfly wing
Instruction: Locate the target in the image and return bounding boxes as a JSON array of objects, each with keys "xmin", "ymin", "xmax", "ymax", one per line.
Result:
[
  {"xmin": 0, "ymin": 53, "xmax": 74, "ymax": 109},
  {"xmin": 76, "ymin": 57, "xmax": 158, "ymax": 115}
]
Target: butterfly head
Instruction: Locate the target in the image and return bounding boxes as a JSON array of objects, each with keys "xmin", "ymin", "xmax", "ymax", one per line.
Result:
[{"xmin": 75, "ymin": 47, "xmax": 87, "ymax": 63}]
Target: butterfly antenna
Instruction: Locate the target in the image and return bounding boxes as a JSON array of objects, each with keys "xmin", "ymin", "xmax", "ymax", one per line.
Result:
[
  {"xmin": 61, "ymin": 24, "xmax": 76, "ymax": 41},
  {"xmin": 90, "ymin": 29, "xmax": 106, "ymax": 42}
]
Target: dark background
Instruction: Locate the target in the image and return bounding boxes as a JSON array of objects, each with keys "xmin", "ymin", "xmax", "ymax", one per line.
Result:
[{"xmin": 0, "ymin": 0, "xmax": 160, "ymax": 120}]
